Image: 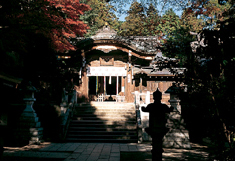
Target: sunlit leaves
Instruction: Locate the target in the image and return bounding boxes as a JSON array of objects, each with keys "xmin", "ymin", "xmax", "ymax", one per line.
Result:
[
  {"xmin": 0, "ymin": 0, "xmax": 91, "ymax": 52},
  {"xmin": 45, "ymin": 0, "xmax": 91, "ymax": 52},
  {"xmin": 185, "ymin": 0, "xmax": 232, "ymax": 29},
  {"xmin": 158, "ymin": 8, "xmax": 181, "ymax": 38},
  {"xmin": 80, "ymin": 0, "xmax": 119, "ymax": 37}
]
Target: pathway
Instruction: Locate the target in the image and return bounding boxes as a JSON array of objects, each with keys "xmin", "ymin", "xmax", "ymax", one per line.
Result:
[{"xmin": 1, "ymin": 142, "xmax": 213, "ymax": 161}]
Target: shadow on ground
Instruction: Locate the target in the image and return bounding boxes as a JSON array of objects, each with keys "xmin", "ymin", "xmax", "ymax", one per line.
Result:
[{"xmin": 120, "ymin": 143, "xmax": 214, "ymax": 161}]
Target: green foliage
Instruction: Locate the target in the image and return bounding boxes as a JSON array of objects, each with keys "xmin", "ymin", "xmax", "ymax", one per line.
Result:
[
  {"xmin": 143, "ymin": 3, "xmax": 161, "ymax": 36},
  {"xmin": 157, "ymin": 8, "xmax": 181, "ymax": 38},
  {"xmin": 119, "ymin": 2, "xmax": 164, "ymax": 36},
  {"xmin": 161, "ymin": 27, "xmax": 195, "ymax": 64},
  {"xmin": 181, "ymin": 9, "xmax": 204, "ymax": 33},
  {"xmin": 185, "ymin": 0, "xmax": 232, "ymax": 30},
  {"xmin": 119, "ymin": 1, "xmax": 146, "ymax": 36},
  {"xmin": 80, "ymin": 0, "xmax": 120, "ymax": 37}
]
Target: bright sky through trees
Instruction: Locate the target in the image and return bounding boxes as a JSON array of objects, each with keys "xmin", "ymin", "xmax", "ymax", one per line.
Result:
[{"xmin": 114, "ymin": 1, "xmax": 183, "ymax": 21}]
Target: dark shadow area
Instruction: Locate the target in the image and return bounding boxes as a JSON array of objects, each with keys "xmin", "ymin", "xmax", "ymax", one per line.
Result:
[
  {"xmin": 1, "ymin": 156, "xmax": 65, "ymax": 161},
  {"xmin": 120, "ymin": 142, "xmax": 214, "ymax": 161},
  {"xmin": 120, "ymin": 151, "xmax": 152, "ymax": 161}
]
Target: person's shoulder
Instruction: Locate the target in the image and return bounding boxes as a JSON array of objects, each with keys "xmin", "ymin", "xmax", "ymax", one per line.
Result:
[
  {"xmin": 147, "ymin": 103, "xmax": 154, "ymax": 107},
  {"xmin": 145, "ymin": 103, "xmax": 155, "ymax": 109}
]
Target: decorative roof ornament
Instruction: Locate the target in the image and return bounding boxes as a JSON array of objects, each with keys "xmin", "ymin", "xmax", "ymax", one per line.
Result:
[{"xmin": 92, "ymin": 23, "xmax": 117, "ymax": 40}]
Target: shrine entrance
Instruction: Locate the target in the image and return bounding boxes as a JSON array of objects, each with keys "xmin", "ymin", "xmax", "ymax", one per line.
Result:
[
  {"xmin": 89, "ymin": 76, "xmax": 122, "ymax": 95},
  {"xmin": 87, "ymin": 66, "xmax": 126, "ymax": 101}
]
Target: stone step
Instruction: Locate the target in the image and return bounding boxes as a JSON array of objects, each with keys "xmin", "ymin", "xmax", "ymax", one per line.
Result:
[
  {"xmin": 72, "ymin": 116, "xmax": 136, "ymax": 121},
  {"xmin": 70, "ymin": 120, "xmax": 137, "ymax": 125},
  {"xmin": 75, "ymin": 103, "xmax": 135, "ymax": 109},
  {"xmin": 67, "ymin": 130, "xmax": 137, "ymax": 135},
  {"xmin": 66, "ymin": 134, "xmax": 137, "ymax": 139},
  {"xmin": 66, "ymin": 138, "xmax": 138, "ymax": 143},
  {"xmin": 75, "ymin": 104, "xmax": 135, "ymax": 108},
  {"xmin": 76, "ymin": 102, "xmax": 135, "ymax": 106},
  {"xmin": 66, "ymin": 102, "xmax": 137, "ymax": 143},
  {"xmin": 69, "ymin": 124, "xmax": 136, "ymax": 130},
  {"xmin": 69, "ymin": 125, "xmax": 136, "ymax": 130},
  {"xmin": 74, "ymin": 108, "xmax": 135, "ymax": 113},
  {"xmin": 74, "ymin": 109, "xmax": 136, "ymax": 114},
  {"xmin": 68, "ymin": 127, "xmax": 137, "ymax": 131},
  {"xmin": 74, "ymin": 112, "xmax": 135, "ymax": 117}
]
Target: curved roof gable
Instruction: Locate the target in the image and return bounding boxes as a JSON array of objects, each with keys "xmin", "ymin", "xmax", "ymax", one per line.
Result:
[{"xmin": 77, "ymin": 25, "xmax": 161, "ymax": 56}]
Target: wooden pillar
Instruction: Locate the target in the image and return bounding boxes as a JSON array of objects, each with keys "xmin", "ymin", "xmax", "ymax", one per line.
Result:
[
  {"xmin": 96, "ymin": 76, "xmax": 98, "ymax": 95},
  {"xmin": 125, "ymin": 68, "xmax": 135, "ymax": 102},
  {"xmin": 104, "ymin": 76, "xmax": 106, "ymax": 95},
  {"xmin": 140, "ymin": 78, "xmax": 142, "ymax": 93},
  {"xmin": 81, "ymin": 72, "xmax": 89, "ymax": 101},
  {"xmin": 128, "ymin": 50, "xmax": 132, "ymax": 64},
  {"xmin": 116, "ymin": 76, "xmax": 119, "ymax": 95},
  {"xmin": 80, "ymin": 49, "xmax": 89, "ymax": 101},
  {"xmin": 121, "ymin": 76, "xmax": 125, "ymax": 93}
]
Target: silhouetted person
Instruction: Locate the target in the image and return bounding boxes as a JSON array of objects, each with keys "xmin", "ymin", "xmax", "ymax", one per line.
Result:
[{"xmin": 141, "ymin": 88, "xmax": 174, "ymax": 161}]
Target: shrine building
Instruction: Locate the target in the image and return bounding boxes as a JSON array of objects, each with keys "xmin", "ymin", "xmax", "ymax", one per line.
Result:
[{"xmin": 65, "ymin": 24, "xmax": 185, "ymax": 104}]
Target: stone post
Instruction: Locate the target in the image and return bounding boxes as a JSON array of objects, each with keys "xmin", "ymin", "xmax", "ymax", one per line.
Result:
[
  {"xmin": 134, "ymin": 91, "xmax": 140, "ymax": 107},
  {"xmin": 145, "ymin": 91, "xmax": 150, "ymax": 105},
  {"xmin": 16, "ymin": 81, "xmax": 43, "ymax": 145},
  {"xmin": 164, "ymin": 83, "xmax": 191, "ymax": 148}
]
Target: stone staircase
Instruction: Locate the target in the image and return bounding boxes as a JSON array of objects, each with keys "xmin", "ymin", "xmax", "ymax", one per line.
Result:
[{"xmin": 66, "ymin": 102, "xmax": 138, "ymax": 143}]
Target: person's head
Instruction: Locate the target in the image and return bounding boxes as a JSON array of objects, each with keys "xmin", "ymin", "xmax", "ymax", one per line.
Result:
[{"xmin": 153, "ymin": 88, "xmax": 162, "ymax": 102}]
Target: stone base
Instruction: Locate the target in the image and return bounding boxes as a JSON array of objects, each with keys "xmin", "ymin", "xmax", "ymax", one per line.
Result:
[
  {"xmin": 161, "ymin": 111, "xmax": 191, "ymax": 149},
  {"xmin": 13, "ymin": 115, "xmax": 43, "ymax": 146},
  {"xmin": 14, "ymin": 128, "xmax": 43, "ymax": 146},
  {"xmin": 163, "ymin": 129, "xmax": 191, "ymax": 149},
  {"xmin": 29, "ymin": 135, "xmax": 43, "ymax": 145}
]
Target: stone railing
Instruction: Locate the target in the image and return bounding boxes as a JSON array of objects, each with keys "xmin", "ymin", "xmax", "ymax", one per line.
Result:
[
  {"xmin": 116, "ymin": 95, "xmax": 125, "ymax": 102},
  {"xmin": 60, "ymin": 89, "xmax": 77, "ymax": 140},
  {"xmin": 132, "ymin": 91, "xmax": 151, "ymax": 143},
  {"xmin": 133, "ymin": 91, "xmax": 151, "ymax": 109}
]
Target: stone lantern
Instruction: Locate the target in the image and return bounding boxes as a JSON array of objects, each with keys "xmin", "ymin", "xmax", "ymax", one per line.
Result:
[
  {"xmin": 163, "ymin": 83, "xmax": 191, "ymax": 149},
  {"xmin": 16, "ymin": 81, "xmax": 43, "ymax": 145},
  {"xmin": 21, "ymin": 81, "xmax": 38, "ymax": 117},
  {"xmin": 165, "ymin": 83, "xmax": 181, "ymax": 113}
]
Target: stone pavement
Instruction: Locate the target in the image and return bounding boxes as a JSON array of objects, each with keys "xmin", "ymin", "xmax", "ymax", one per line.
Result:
[{"xmin": 1, "ymin": 142, "xmax": 213, "ymax": 161}]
